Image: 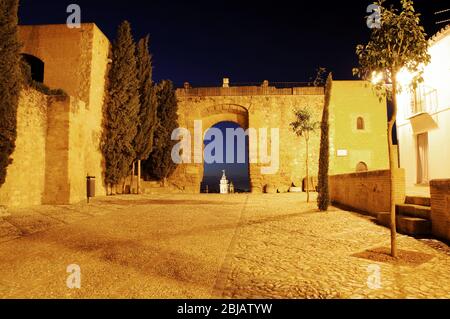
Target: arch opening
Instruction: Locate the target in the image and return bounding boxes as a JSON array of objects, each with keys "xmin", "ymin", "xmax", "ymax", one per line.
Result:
[
  {"xmin": 357, "ymin": 117, "xmax": 365, "ymax": 130},
  {"xmin": 201, "ymin": 121, "xmax": 250, "ymax": 193},
  {"xmin": 356, "ymin": 161, "xmax": 368, "ymax": 172},
  {"xmin": 21, "ymin": 53, "xmax": 45, "ymax": 83}
]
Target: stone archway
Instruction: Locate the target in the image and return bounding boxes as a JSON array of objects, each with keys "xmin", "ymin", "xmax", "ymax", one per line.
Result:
[
  {"xmin": 168, "ymin": 103, "xmax": 252, "ymax": 193},
  {"xmin": 200, "ymin": 104, "xmax": 249, "ymax": 130},
  {"xmin": 199, "ymin": 105, "xmax": 250, "ymax": 193},
  {"xmin": 201, "ymin": 120, "xmax": 251, "ymax": 193}
]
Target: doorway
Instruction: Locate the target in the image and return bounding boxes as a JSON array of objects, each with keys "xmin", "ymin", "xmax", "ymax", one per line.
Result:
[
  {"xmin": 416, "ymin": 132, "xmax": 429, "ymax": 184},
  {"xmin": 201, "ymin": 121, "xmax": 250, "ymax": 193}
]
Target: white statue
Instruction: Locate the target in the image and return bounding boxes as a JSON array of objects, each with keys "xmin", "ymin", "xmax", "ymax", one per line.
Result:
[{"xmin": 220, "ymin": 170, "xmax": 229, "ymax": 194}]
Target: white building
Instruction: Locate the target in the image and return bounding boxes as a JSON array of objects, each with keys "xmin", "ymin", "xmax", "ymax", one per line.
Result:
[{"xmin": 396, "ymin": 25, "xmax": 450, "ymax": 193}]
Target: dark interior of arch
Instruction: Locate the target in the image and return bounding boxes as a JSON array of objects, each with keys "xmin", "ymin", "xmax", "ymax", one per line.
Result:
[
  {"xmin": 201, "ymin": 121, "xmax": 250, "ymax": 193},
  {"xmin": 21, "ymin": 53, "xmax": 44, "ymax": 83}
]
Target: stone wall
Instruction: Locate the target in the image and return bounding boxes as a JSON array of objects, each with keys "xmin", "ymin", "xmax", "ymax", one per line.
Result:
[
  {"xmin": 170, "ymin": 88, "xmax": 325, "ymax": 193},
  {"xmin": 18, "ymin": 23, "xmax": 110, "ymax": 199},
  {"xmin": 430, "ymin": 179, "xmax": 450, "ymax": 241},
  {"xmin": 329, "ymin": 169, "xmax": 406, "ymax": 215},
  {"xmin": 0, "ymin": 89, "xmax": 48, "ymax": 206},
  {"xmin": 0, "ymin": 89, "xmax": 93, "ymax": 207}
]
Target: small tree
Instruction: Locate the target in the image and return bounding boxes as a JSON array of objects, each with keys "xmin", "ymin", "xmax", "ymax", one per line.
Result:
[
  {"xmin": 317, "ymin": 73, "xmax": 332, "ymax": 211},
  {"xmin": 353, "ymin": 0, "xmax": 430, "ymax": 257},
  {"xmin": 310, "ymin": 67, "xmax": 328, "ymax": 87},
  {"xmin": 133, "ymin": 35, "xmax": 158, "ymax": 194},
  {"xmin": 143, "ymin": 80, "xmax": 179, "ymax": 181},
  {"xmin": 0, "ymin": 0, "xmax": 21, "ymax": 187},
  {"xmin": 102, "ymin": 21, "xmax": 140, "ymax": 193},
  {"xmin": 290, "ymin": 107, "xmax": 319, "ymax": 203}
]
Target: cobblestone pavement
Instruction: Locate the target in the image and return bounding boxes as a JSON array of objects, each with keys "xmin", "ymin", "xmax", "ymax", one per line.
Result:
[{"xmin": 0, "ymin": 194, "xmax": 449, "ymax": 299}]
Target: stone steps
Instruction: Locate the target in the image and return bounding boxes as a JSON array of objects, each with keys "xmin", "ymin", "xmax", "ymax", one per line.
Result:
[
  {"xmin": 376, "ymin": 212, "xmax": 432, "ymax": 237},
  {"xmin": 405, "ymin": 196, "xmax": 431, "ymax": 207},
  {"xmin": 396, "ymin": 204, "xmax": 431, "ymax": 220},
  {"xmin": 377, "ymin": 194, "xmax": 432, "ymax": 237},
  {"xmin": 142, "ymin": 180, "xmax": 181, "ymax": 194}
]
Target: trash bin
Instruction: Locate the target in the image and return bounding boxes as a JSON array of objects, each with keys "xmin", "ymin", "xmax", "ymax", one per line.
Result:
[{"xmin": 86, "ymin": 176, "xmax": 95, "ymax": 202}]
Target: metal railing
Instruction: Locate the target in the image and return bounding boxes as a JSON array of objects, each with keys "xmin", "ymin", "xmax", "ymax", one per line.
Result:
[
  {"xmin": 408, "ymin": 85, "xmax": 439, "ymax": 117},
  {"xmin": 177, "ymin": 82, "xmax": 324, "ymax": 97}
]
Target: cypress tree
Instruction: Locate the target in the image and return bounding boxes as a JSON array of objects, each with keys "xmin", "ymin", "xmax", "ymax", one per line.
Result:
[
  {"xmin": 317, "ymin": 73, "xmax": 332, "ymax": 211},
  {"xmin": 143, "ymin": 80, "xmax": 178, "ymax": 181},
  {"xmin": 102, "ymin": 21, "xmax": 140, "ymax": 191},
  {"xmin": 133, "ymin": 35, "xmax": 157, "ymax": 193},
  {"xmin": 0, "ymin": 0, "xmax": 21, "ymax": 187}
]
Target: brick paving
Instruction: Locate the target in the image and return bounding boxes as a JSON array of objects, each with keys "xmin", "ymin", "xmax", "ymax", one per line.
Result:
[{"xmin": 0, "ymin": 194, "xmax": 449, "ymax": 298}]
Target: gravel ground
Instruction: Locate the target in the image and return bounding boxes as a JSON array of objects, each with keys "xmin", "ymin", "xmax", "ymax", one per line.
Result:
[{"xmin": 0, "ymin": 193, "xmax": 449, "ymax": 299}]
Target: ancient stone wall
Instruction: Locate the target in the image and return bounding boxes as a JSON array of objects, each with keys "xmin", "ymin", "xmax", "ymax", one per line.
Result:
[
  {"xmin": 430, "ymin": 179, "xmax": 450, "ymax": 241},
  {"xmin": 329, "ymin": 169, "xmax": 406, "ymax": 215},
  {"xmin": 1, "ymin": 24, "xmax": 110, "ymax": 207},
  {"xmin": 18, "ymin": 24, "xmax": 110, "ymax": 200},
  {"xmin": 0, "ymin": 89, "xmax": 48, "ymax": 206}
]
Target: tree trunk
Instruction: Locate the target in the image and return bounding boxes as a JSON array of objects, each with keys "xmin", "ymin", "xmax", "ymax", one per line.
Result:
[
  {"xmin": 305, "ymin": 134, "xmax": 310, "ymax": 203},
  {"xmin": 137, "ymin": 160, "xmax": 141, "ymax": 194},
  {"xmin": 388, "ymin": 79, "xmax": 399, "ymax": 258},
  {"xmin": 130, "ymin": 161, "xmax": 135, "ymax": 194}
]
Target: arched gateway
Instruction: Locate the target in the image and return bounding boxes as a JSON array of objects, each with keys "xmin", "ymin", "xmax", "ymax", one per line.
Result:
[{"xmin": 167, "ymin": 81, "xmax": 325, "ymax": 193}]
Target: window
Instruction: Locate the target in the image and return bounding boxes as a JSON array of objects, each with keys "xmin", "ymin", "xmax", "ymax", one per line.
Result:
[
  {"xmin": 357, "ymin": 117, "xmax": 365, "ymax": 130},
  {"xmin": 356, "ymin": 162, "xmax": 368, "ymax": 172},
  {"xmin": 21, "ymin": 54, "xmax": 44, "ymax": 83}
]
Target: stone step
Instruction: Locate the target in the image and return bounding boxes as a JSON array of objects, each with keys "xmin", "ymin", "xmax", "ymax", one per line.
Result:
[
  {"xmin": 142, "ymin": 181, "xmax": 162, "ymax": 188},
  {"xmin": 143, "ymin": 187, "xmax": 178, "ymax": 195},
  {"xmin": 405, "ymin": 196, "xmax": 431, "ymax": 207},
  {"xmin": 397, "ymin": 216, "xmax": 431, "ymax": 236},
  {"xmin": 376, "ymin": 212, "xmax": 432, "ymax": 236},
  {"xmin": 396, "ymin": 204, "xmax": 431, "ymax": 220}
]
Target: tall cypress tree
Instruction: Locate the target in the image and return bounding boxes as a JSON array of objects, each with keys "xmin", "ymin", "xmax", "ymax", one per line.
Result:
[
  {"xmin": 143, "ymin": 80, "xmax": 178, "ymax": 181},
  {"xmin": 0, "ymin": 0, "xmax": 21, "ymax": 187},
  {"xmin": 133, "ymin": 35, "xmax": 157, "ymax": 193},
  {"xmin": 317, "ymin": 73, "xmax": 332, "ymax": 211},
  {"xmin": 102, "ymin": 21, "xmax": 140, "ymax": 190}
]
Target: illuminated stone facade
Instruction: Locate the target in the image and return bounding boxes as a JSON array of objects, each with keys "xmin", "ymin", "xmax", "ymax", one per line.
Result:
[
  {"xmin": 0, "ymin": 24, "xmax": 110, "ymax": 206},
  {"xmin": 0, "ymin": 23, "xmax": 391, "ymax": 206}
]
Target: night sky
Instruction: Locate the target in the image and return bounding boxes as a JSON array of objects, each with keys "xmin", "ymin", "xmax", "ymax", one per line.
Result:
[{"xmin": 18, "ymin": 0, "xmax": 449, "ymax": 87}]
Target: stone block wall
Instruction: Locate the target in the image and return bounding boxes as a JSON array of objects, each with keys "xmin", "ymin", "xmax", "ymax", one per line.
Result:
[
  {"xmin": 170, "ymin": 90, "xmax": 325, "ymax": 193},
  {"xmin": 0, "ymin": 89, "xmax": 95, "ymax": 207},
  {"xmin": 329, "ymin": 169, "xmax": 406, "ymax": 215},
  {"xmin": 430, "ymin": 179, "xmax": 450, "ymax": 241},
  {"xmin": 18, "ymin": 23, "xmax": 110, "ymax": 200},
  {"xmin": 0, "ymin": 89, "xmax": 48, "ymax": 206}
]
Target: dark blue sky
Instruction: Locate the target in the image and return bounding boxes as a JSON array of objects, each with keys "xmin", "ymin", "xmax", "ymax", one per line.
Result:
[{"xmin": 18, "ymin": 0, "xmax": 448, "ymax": 87}]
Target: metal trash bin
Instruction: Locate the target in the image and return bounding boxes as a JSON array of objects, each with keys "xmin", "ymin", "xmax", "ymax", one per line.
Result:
[{"xmin": 86, "ymin": 176, "xmax": 95, "ymax": 202}]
